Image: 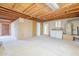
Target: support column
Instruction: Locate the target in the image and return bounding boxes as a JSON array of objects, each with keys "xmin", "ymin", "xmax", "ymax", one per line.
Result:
[
  {"xmin": 32, "ymin": 20, "xmax": 37, "ymax": 37},
  {"xmin": 40, "ymin": 19, "xmax": 43, "ymax": 35}
]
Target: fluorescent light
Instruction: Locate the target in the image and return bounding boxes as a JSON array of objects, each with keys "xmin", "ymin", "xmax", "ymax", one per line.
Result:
[
  {"xmin": 46, "ymin": 3, "xmax": 59, "ymax": 10},
  {"xmin": 51, "ymin": 3, "xmax": 59, "ymax": 9}
]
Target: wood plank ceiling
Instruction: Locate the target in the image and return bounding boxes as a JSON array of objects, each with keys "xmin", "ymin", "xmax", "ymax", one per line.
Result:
[
  {"xmin": 43, "ymin": 3, "xmax": 79, "ymax": 21},
  {"xmin": 0, "ymin": 3, "xmax": 53, "ymax": 22},
  {"xmin": 0, "ymin": 3, "xmax": 78, "ymax": 22}
]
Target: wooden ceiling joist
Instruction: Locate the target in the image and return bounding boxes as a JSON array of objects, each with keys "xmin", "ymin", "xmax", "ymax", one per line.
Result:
[
  {"xmin": 0, "ymin": 3, "xmax": 78, "ymax": 22},
  {"xmin": 23, "ymin": 3, "xmax": 35, "ymax": 12},
  {"xmin": 44, "ymin": 12, "xmax": 79, "ymax": 22},
  {"xmin": 0, "ymin": 5, "xmax": 39, "ymax": 22},
  {"xmin": 42, "ymin": 3, "xmax": 79, "ymax": 22},
  {"xmin": 0, "ymin": 3, "xmax": 54, "ymax": 21}
]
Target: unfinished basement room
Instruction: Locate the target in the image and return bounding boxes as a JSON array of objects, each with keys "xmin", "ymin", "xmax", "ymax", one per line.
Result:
[{"xmin": 0, "ymin": 3, "xmax": 79, "ymax": 56}]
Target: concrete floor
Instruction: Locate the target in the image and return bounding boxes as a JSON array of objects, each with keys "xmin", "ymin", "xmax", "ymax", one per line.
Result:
[{"xmin": 0, "ymin": 35, "xmax": 79, "ymax": 56}]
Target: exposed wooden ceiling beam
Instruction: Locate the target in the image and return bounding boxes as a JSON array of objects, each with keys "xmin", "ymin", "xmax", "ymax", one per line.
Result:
[
  {"xmin": 0, "ymin": 8, "xmax": 21, "ymax": 21},
  {"xmin": 33, "ymin": 9, "xmax": 50, "ymax": 18},
  {"xmin": 36, "ymin": 11, "xmax": 54, "ymax": 18},
  {"xmin": 11, "ymin": 3, "xmax": 16, "ymax": 9},
  {"xmin": 42, "ymin": 4, "xmax": 79, "ymax": 22},
  {"xmin": 30, "ymin": 8, "xmax": 44, "ymax": 17},
  {"xmin": 23, "ymin": 3, "xmax": 35, "ymax": 12},
  {"xmin": 23, "ymin": 3, "xmax": 36, "ymax": 13},
  {"xmin": 44, "ymin": 11, "xmax": 79, "ymax": 22},
  {"xmin": 30, "ymin": 4, "xmax": 53, "ymax": 18},
  {"xmin": 27, "ymin": 4, "xmax": 53, "ymax": 17},
  {"xmin": 26, "ymin": 5, "xmax": 44, "ymax": 16},
  {"xmin": 0, "ymin": 5, "xmax": 39, "ymax": 22},
  {"xmin": 0, "ymin": 19, "xmax": 11, "ymax": 23}
]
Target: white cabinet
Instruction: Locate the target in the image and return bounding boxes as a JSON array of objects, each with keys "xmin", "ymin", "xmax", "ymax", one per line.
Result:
[{"xmin": 50, "ymin": 30, "xmax": 63, "ymax": 39}]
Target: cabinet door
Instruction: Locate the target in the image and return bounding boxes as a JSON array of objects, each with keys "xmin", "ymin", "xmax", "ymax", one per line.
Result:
[{"xmin": 50, "ymin": 30, "xmax": 63, "ymax": 39}]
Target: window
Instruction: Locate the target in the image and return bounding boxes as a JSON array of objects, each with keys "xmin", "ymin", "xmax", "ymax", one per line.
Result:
[
  {"xmin": 36, "ymin": 22, "xmax": 41, "ymax": 36},
  {"xmin": 2, "ymin": 24, "xmax": 10, "ymax": 36},
  {"xmin": 55, "ymin": 21, "xmax": 61, "ymax": 28},
  {"xmin": 43, "ymin": 23, "xmax": 49, "ymax": 35},
  {"xmin": 0, "ymin": 23, "xmax": 10, "ymax": 36}
]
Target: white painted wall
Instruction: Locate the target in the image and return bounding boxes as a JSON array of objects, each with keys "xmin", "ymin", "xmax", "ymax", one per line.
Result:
[
  {"xmin": 11, "ymin": 19, "xmax": 18, "ymax": 40},
  {"xmin": 0, "ymin": 20, "xmax": 18, "ymax": 43},
  {"xmin": 0, "ymin": 17, "xmax": 33, "ymax": 43},
  {"xmin": 43, "ymin": 22, "xmax": 49, "ymax": 35},
  {"xmin": 16, "ymin": 18, "xmax": 33, "ymax": 40}
]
